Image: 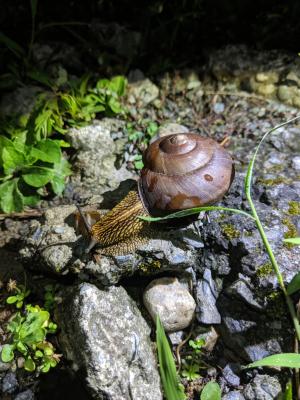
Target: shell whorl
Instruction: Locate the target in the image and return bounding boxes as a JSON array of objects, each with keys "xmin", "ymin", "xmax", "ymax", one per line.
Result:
[{"xmin": 139, "ymin": 133, "xmax": 234, "ymax": 212}]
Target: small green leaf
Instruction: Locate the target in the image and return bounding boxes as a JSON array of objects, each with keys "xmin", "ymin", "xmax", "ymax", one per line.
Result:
[
  {"xmin": 41, "ymin": 363, "xmax": 51, "ymax": 373},
  {"xmin": 1, "ymin": 344, "xmax": 15, "ymax": 362},
  {"xmin": 108, "ymin": 76, "xmax": 127, "ymax": 96},
  {"xmin": 284, "ymin": 237, "xmax": 300, "ymax": 245},
  {"xmin": 30, "ymin": 139, "xmax": 61, "ymax": 163},
  {"xmin": 7, "ymin": 296, "xmax": 18, "ymax": 304},
  {"xmin": 22, "ymin": 167, "xmax": 53, "ymax": 187},
  {"xmin": 200, "ymin": 381, "xmax": 221, "ymax": 400},
  {"xmin": 35, "ymin": 350, "xmax": 43, "ymax": 358},
  {"xmin": 17, "ymin": 341, "xmax": 27, "ymax": 354},
  {"xmin": 24, "ymin": 356, "xmax": 36, "ymax": 372},
  {"xmin": 245, "ymin": 353, "xmax": 300, "ymax": 369},
  {"xmin": 134, "ymin": 160, "xmax": 144, "ymax": 170},
  {"xmin": 287, "ymin": 272, "xmax": 300, "ymax": 295},
  {"xmin": 0, "ymin": 179, "xmax": 24, "ymax": 213}
]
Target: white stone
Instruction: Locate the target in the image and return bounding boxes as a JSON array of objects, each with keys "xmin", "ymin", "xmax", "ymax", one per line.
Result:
[{"xmin": 143, "ymin": 277, "xmax": 196, "ymax": 332}]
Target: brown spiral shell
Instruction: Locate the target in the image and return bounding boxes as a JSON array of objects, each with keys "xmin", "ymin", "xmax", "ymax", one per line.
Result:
[{"xmin": 138, "ymin": 133, "xmax": 234, "ymax": 213}]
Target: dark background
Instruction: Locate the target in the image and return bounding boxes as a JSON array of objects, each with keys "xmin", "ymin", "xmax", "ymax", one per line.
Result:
[{"xmin": 1, "ymin": 0, "xmax": 300, "ymax": 76}]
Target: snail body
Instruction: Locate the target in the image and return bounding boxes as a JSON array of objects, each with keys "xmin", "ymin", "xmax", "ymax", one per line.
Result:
[{"xmin": 81, "ymin": 133, "xmax": 234, "ymax": 255}]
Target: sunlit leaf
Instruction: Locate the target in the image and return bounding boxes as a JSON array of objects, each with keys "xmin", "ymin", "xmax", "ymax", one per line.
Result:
[
  {"xmin": 200, "ymin": 381, "xmax": 221, "ymax": 400},
  {"xmin": 245, "ymin": 353, "xmax": 300, "ymax": 369}
]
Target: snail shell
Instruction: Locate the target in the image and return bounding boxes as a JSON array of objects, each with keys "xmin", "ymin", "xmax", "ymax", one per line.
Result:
[{"xmin": 138, "ymin": 133, "xmax": 234, "ymax": 214}]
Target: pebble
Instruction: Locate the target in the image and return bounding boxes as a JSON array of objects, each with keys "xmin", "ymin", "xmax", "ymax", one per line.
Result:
[{"xmin": 143, "ymin": 277, "xmax": 196, "ymax": 332}]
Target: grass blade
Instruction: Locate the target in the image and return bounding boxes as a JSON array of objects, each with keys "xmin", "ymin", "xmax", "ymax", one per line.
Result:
[
  {"xmin": 156, "ymin": 315, "xmax": 186, "ymax": 400},
  {"xmin": 139, "ymin": 206, "xmax": 254, "ymax": 222},
  {"xmin": 245, "ymin": 353, "xmax": 300, "ymax": 369}
]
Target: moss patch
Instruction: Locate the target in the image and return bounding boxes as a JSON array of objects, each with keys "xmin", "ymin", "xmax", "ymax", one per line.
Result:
[
  {"xmin": 221, "ymin": 223, "xmax": 240, "ymax": 240},
  {"xmin": 288, "ymin": 201, "xmax": 300, "ymax": 216},
  {"xmin": 256, "ymin": 262, "xmax": 273, "ymax": 278},
  {"xmin": 282, "ymin": 217, "xmax": 298, "ymax": 248},
  {"xmin": 139, "ymin": 259, "xmax": 162, "ymax": 273},
  {"xmin": 257, "ymin": 176, "xmax": 292, "ymax": 186}
]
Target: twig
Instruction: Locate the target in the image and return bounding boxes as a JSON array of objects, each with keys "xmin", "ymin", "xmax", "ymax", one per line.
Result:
[{"xmin": 0, "ymin": 210, "xmax": 44, "ymax": 220}]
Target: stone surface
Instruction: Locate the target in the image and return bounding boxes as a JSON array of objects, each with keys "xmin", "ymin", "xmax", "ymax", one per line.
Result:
[
  {"xmin": 1, "ymin": 372, "xmax": 18, "ymax": 394},
  {"xmin": 222, "ymin": 364, "xmax": 241, "ymax": 387},
  {"xmin": 14, "ymin": 389, "xmax": 35, "ymax": 400},
  {"xmin": 127, "ymin": 79, "xmax": 159, "ymax": 106},
  {"xmin": 242, "ymin": 374, "xmax": 281, "ymax": 400},
  {"xmin": 223, "ymin": 391, "xmax": 245, "ymax": 400},
  {"xmin": 66, "ymin": 118, "xmax": 134, "ymax": 202},
  {"xmin": 57, "ymin": 283, "xmax": 162, "ymax": 400},
  {"xmin": 195, "ymin": 269, "xmax": 221, "ymax": 324},
  {"xmin": 143, "ymin": 277, "xmax": 196, "ymax": 332}
]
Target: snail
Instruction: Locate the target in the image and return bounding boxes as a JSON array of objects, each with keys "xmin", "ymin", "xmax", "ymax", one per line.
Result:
[{"xmin": 77, "ymin": 133, "xmax": 234, "ymax": 256}]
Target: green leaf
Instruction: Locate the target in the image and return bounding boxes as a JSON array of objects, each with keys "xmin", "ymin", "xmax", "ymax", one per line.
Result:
[
  {"xmin": 156, "ymin": 315, "xmax": 186, "ymax": 400},
  {"xmin": 7, "ymin": 296, "xmax": 18, "ymax": 304},
  {"xmin": 30, "ymin": 139, "xmax": 61, "ymax": 163},
  {"xmin": 282, "ymin": 380, "xmax": 293, "ymax": 400},
  {"xmin": 50, "ymin": 157, "xmax": 71, "ymax": 195},
  {"xmin": 24, "ymin": 356, "xmax": 36, "ymax": 372},
  {"xmin": 284, "ymin": 237, "xmax": 300, "ymax": 245},
  {"xmin": 108, "ymin": 97, "xmax": 122, "ymax": 114},
  {"xmin": 2, "ymin": 145, "xmax": 28, "ymax": 175},
  {"xmin": 1, "ymin": 344, "xmax": 15, "ymax": 362},
  {"xmin": 245, "ymin": 353, "xmax": 300, "ymax": 369},
  {"xmin": 22, "ymin": 167, "xmax": 53, "ymax": 187},
  {"xmin": 139, "ymin": 206, "xmax": 255, "ymax": 222},
  {"xmin": 19, "ymin": 311, "xmax": 50, "ymax": 345},
  {"xmin": 286, "ymin": 272, "xmax": 300, "ymax": 295},
  {"xmin": 16, "ymin": 341, "xmax": 27, "ymax": 354},
  {"xmin": 41, "ymin": 363, "xmax": 51, "ymax": 373},
  {"xmin": 108, "ymin": 76, "xmax": 127, "ymax": 96},
  {"xmin": 134, "ymin": 160, "xmax": 144, "ymax": 170},
  {"xmin": 0, "ymin": 32, "xmax": 25, "ymax": 58},
  {"xmin": 0, "ymin": 179, "xmax": 24, "ymax": 213},
  {"xmin": 200, "ymin": 381, "xmax": 221, "ymax": 400}
]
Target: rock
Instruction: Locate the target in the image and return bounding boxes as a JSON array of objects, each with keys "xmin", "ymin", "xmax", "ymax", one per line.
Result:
[
  {"xmin": 225, "ymin": 280, "xmax": 263, "ymax": 311},
  {"xmin": 242, "ymin": 374, "xmax": 281, "ymax": 400},
  {"xmin": 66, "ymin": 118, "xmax": 134, "ymax": 202},
  {"xmin": 0, "ymin": 86, "xmax": 42, "ymax": 116},
  {"xmin": 19, "ymin": 206, "xmax": 78, "ymax": 275},
  {"xmin": 223, "ymin": 364, "xmax": 241, "ymax": 387},
  {"xmin": 127, "ymin": 79, "xmax": 159, "ymax": 106},
  {"xmin": 57, "ymin": 283, "xmax": 162, "ymax": 400},
  {"xmin": 292, "ymin": 156, "xmax": 300, "ymax": 171},
  {"xmin": 195, "ymin": 269, "xmax": 221, "ymax": 324},
  {"xmin": 143, "ymin": 277, "xmax": 196, "ymax": 332},
  {"xmin": 14, "ymin": 389, "xmax": 35, "ymax": 400},
  {"xmin": 1, "ymin": 372, "xmax": 18, "ymax": 394},
  {"xmin": 223, "ymin": 391, "xmax": 245, "ymax": 400}
]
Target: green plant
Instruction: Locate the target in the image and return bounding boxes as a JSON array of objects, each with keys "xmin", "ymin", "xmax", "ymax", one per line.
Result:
[
  {"xmin": 43, "ymin": 284, "xmax": 59, "ymax": 311},
  {"xmin": 6, "ymin": 285, "xmax": 30, "ymax": 309},
  {"xmin": 181, "ymin": 338, "xmax": 205, "ymax": 381},
  {"xmin": 1, "ymin": 304, "xmax": 60, "ymax": 372},
  {"xmin": 0, "ymin": 75, "xmax": 127, "ymax": 213},
  {"xmin": 156, "ymin": 315, "xmax": 186, "ymax": 400},
  {"xmin": 200, "ymin": 381, "xmax": 221, "ymax": 400}
]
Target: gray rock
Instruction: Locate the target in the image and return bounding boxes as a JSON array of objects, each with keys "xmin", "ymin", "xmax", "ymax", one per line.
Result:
[
  {"xmin": 195, "ymin": 269, "xmax": 221, "ymax": 324},
  {"xmin": 57, "ymin": 283, "xmax": 162, "ymax": 400},
  {"xmin": 66, "ymin": 119, "xmax": 134, "ymax": 202},
  {"xmin": 127, "ymin": 79, "xmax": 159, "ymax": 106},
  {"xmin": 0, "ymin": 86, "xmax": 42, "ymax": 116},
  {"xmin": 243, "ymin": 374, "xmax": 281, "ymax": 400},
  {"xmin": 225, "ymin": 280, "xmax": 263, "ymax": 311},
  {"xmin": 1, "ymin": 372, "xmax": 18, "ymax": 394},
  {"xmin": 14, "ymin": 389, "xmax": 35, "ymax": 400},
  {"xmin": 143, "ymin": 277, "xmax": 196, "ymax": 332},
  {"xmin": 223, "ymin": 364, "xmax": 240, "ymax": 387},
  {"xmin": 292, "ymin": 156, "xmax": 300, "ymax": 171},
  {"xmin": 223, "ymin": 391, "xmax": 245, "ymax": 400}
]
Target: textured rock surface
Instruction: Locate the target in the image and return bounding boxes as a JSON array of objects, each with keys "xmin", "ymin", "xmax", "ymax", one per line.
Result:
[
  {"xmin": 56, "ymin": 283, "xmax": 162, "ymax": 400},
  {"xmin": 195, "ymin": 268, "xmax": 221, "ymax": 324},
  {"xmin": 207, "ymin": 45, "xmax": 300, "ymax": 108},
  {"xmin": 242, "ymin": 374, "xmax": 281, "ymax": 400},
  {"xmin": 143, "ymin": 277, "xmax": 196, "ymax": 332},
  {"xmin": 66, "ymin": 118, "xmax": 135, "ymax": 202}
]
